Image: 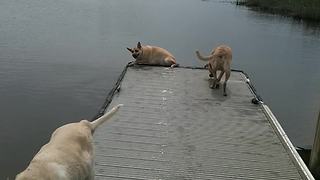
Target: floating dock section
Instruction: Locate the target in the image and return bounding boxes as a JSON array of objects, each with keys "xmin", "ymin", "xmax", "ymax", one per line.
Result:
[{"xmin": 94, "ymin": 65, "xmax": 313, "ymax": 179}]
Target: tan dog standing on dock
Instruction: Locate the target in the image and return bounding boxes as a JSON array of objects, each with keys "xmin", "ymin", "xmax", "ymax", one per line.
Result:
[
  {"xmin": 196, "ymin": 45, "xmax": 232, "ymax": 96},
  {"xmin": 127, "ymin": 42, "xmax": 178, "ymax": 68},
  {"xmin": 15, "ymin": 104, "xmax": 123, "ymax": 180}
]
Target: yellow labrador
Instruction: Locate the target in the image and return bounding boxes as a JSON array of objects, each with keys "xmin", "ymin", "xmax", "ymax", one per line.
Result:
[
  {"xmin": 196, "ymin": 45, "xmax": 232, "ymax": 96},
  {"xmin": 16, "ymin": 104, "xmax": 122, "ymax": 180},
  {"xmin": 127, "ymin": 42, "xmax": 178, "ymax": 68}
]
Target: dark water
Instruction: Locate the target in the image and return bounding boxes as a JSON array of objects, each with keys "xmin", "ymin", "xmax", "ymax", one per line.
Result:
[{"xmin": 0, "ymin": 0, "xmax": 319, "ymax": 178}]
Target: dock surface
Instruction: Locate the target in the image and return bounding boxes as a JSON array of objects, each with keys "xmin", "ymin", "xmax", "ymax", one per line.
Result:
[{"xmin": 94, "ymin": 66, "xmax": 312, "ymax": 179}]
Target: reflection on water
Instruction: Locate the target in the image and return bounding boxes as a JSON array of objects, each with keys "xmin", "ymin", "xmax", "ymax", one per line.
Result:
[{"xmin": 0, "ymin": 0, "xmax": 320, "ymax": 178}]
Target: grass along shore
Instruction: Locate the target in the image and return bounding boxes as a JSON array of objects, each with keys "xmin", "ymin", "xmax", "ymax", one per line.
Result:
[{"xmin": 236, "ymin": 0, "xmax": 320, "ymax": 21}]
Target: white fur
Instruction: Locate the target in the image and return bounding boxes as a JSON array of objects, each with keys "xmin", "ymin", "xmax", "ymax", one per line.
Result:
[
  {"xmin": 16, "ymin": 104, "xmax": 122, "ymax": 180},
  {"xmin": 48, "ymin": 163, "xmax": 67, "ymax": 179}
]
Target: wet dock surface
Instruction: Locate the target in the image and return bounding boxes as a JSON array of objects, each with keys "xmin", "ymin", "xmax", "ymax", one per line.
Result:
[{"xmin": 94, "ymin": 66, "xmax": 312, "ymax": 179}]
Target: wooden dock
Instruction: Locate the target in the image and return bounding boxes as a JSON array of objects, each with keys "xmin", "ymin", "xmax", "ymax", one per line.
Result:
[{"xmin": 93, "ymin": 65, "xmax": 313, "ymax": 179}]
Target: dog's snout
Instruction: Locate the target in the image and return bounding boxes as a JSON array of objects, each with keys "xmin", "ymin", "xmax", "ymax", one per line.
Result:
[{"xmin": 132, "ymin": 54, "xmax": 138, "ymax": 58}]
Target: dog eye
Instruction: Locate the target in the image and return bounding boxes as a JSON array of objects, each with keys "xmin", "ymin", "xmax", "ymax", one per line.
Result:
[{"xmin": 135, "ymin": 50, "xmax": 139, "ymax": 52}]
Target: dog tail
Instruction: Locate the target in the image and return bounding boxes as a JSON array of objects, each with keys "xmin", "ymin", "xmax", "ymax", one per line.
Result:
[
  {"xmin": 195, "ymin": 51, "xmax": 213, "ymax": 61},
  {"xmin": 90, "ymin": 104, "xmax": 123, "ymax": 131}
]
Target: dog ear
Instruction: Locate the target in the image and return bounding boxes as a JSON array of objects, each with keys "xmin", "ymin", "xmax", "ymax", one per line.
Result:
[
  {"xmin": 126, "ymin": 47, "xmax": 133, "ymax": 53},
  {"xmin": 137, "ymin": 42, "xmax": 142, "ymax": 49}
]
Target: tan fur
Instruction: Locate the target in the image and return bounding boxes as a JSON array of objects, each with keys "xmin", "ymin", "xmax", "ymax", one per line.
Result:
[
  {"xmin": 127, "ymin": 42, "xmax": 177, "ymax": 68},
  {"xmin": 15, "ymin": 104, "xmax": 123, "ymax": 180},
  {"xmin": 196, "ymin": 45, "xmax": 232, "ymax": 96}
]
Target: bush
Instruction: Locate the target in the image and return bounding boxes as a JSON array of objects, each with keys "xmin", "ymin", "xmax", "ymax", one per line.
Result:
[{"xmin": 237, "ymin": 0, "xmax": 320, "ymax": 21}]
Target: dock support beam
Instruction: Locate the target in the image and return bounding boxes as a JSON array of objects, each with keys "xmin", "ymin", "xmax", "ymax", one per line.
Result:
[{"xmin": 310, "ymin": 111, "xmax": 320, "ymax": 178}]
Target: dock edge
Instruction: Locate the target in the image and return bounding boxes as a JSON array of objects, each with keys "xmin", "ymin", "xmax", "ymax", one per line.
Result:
[{"xmin": 241, "ymin": 72, "xmax": 315, "ymax": 180}]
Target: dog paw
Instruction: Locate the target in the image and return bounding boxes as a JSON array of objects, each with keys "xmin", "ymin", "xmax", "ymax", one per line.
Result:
[
  {"xmin": 128, "ymin": 61, "xmax": 135, "ymax": 67},
  {"xmin": 170, "ymin": 63, "xmax": 178, "ymax": 68},
  {"xmin": 223, "ymin": 93, "xmax": 227, "ymax": 96},
  {"xmin": 215, "ymin": 84, "xmax": 220, "ymax": 89}
]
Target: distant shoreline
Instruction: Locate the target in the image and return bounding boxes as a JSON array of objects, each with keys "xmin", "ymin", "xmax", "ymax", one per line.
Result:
[{"xmin": 236, "ymin": 0, "xmax": 320, "ymax": 22}]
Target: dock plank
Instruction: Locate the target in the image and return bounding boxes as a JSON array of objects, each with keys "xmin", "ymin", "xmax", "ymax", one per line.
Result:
[{"xmin": 94, "ymin": 66, "xmax": 312, "ymax": 179}]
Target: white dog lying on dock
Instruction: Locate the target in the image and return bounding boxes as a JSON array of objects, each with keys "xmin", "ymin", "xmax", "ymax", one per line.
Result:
[
  {"xmin": 15, "ymin": 104, "xmax": 122, "ymax": 180},
  {"xmin": 127, "ymin": 42, "xmax": 178, "ymax": 68}
]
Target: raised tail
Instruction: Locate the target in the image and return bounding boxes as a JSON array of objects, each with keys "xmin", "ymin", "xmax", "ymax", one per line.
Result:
[
  {"xmin": 90, "ymin": 104, "xmax": 123, "ymax": 131},
  {"xmin": 195, "ymin": 50, "xmax": 213, "ymax": 61}
]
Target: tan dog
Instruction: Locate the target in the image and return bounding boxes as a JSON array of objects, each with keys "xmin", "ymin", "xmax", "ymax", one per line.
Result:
[
  {"xmin": 196, "ymin": 45, "xmax": 232, "ymax": 96},
  {"xmin": 127, "ymin": 42, "xmax": 178, "ymax": 68},
  {"xmin": 16, "ymin": 104, "xmax": 123, "ymax": 180}
]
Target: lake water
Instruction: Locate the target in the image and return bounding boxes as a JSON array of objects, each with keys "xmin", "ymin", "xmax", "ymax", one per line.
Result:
[{"xmin": 1, "ymin": 0, "xmax": 320, "ymax": 178}]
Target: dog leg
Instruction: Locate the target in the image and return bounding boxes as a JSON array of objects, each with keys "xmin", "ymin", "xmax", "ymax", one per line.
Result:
[
  {"xmin": 128, "ymin": 61, "xmax": 136, "ymax": 67},
  {"xmin": 215, "ymin": 71, "xmax": 224, "ymax": 89},
  {"xmin": 205, "ymin": 64, "xmax": 214, "ymax": 77},
  {"xmin": 164, "ymin": 57, "xmax": 177, "ymax": 68},
  {"xmin": 208, "ymin": 63, "xmax": 214, "ymax": 78},
  {"xmin": 210, "ymin": 71, "xmax": 217, "ymax": 89},
  {"xmin": 223, "ymin": 71, "xmax": 230, "ymax": 96}
]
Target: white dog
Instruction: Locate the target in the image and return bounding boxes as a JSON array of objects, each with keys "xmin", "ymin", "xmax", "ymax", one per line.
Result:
[{"xmin": 16, "ymin": 104, "xmax": 123, "ymax": 180}]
